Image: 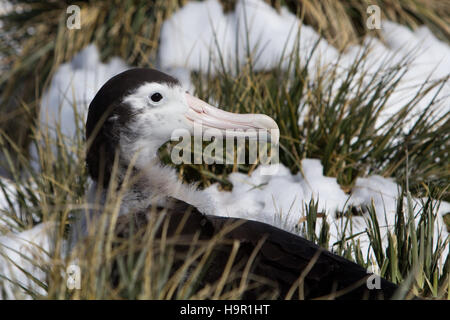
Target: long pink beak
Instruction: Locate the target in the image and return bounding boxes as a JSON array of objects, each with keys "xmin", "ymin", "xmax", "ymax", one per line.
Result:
[{"xmin": 184, "ymin": 93, "xmax": 279, "ymax": 143}]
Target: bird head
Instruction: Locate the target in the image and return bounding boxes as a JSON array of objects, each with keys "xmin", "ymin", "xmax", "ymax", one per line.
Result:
[{"xmin": 86, "ymin": 68, "xmax": 279, "ymax": 188}]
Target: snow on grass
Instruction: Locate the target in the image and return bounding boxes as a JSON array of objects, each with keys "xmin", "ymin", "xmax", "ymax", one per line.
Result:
[
  {"xmin": 204, "ymin": 159, "xmax": 450, "ymax": 263},
  {"xmin": 159, "ymin": 0, "xmax": 449, "ymax": 241},
  {"xmin": 40, "ymin": 44, "xmax": 127, "ymax": 139},
  {"xmin": 0, "ymin": 221, "xmax": 55, "ymax": 299},
  {"xmin": 159, "ymin": 0, "xmax": 336, "ymax": 74},
  {"xmin": 349, "ymin": 175, "xmax": 449, "ymax": 262}
]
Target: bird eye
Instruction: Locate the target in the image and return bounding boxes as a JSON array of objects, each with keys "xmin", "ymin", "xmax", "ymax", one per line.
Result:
[{"xmin": 150, "ymin": 92, "xmax": 163, "ymax": 103}]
